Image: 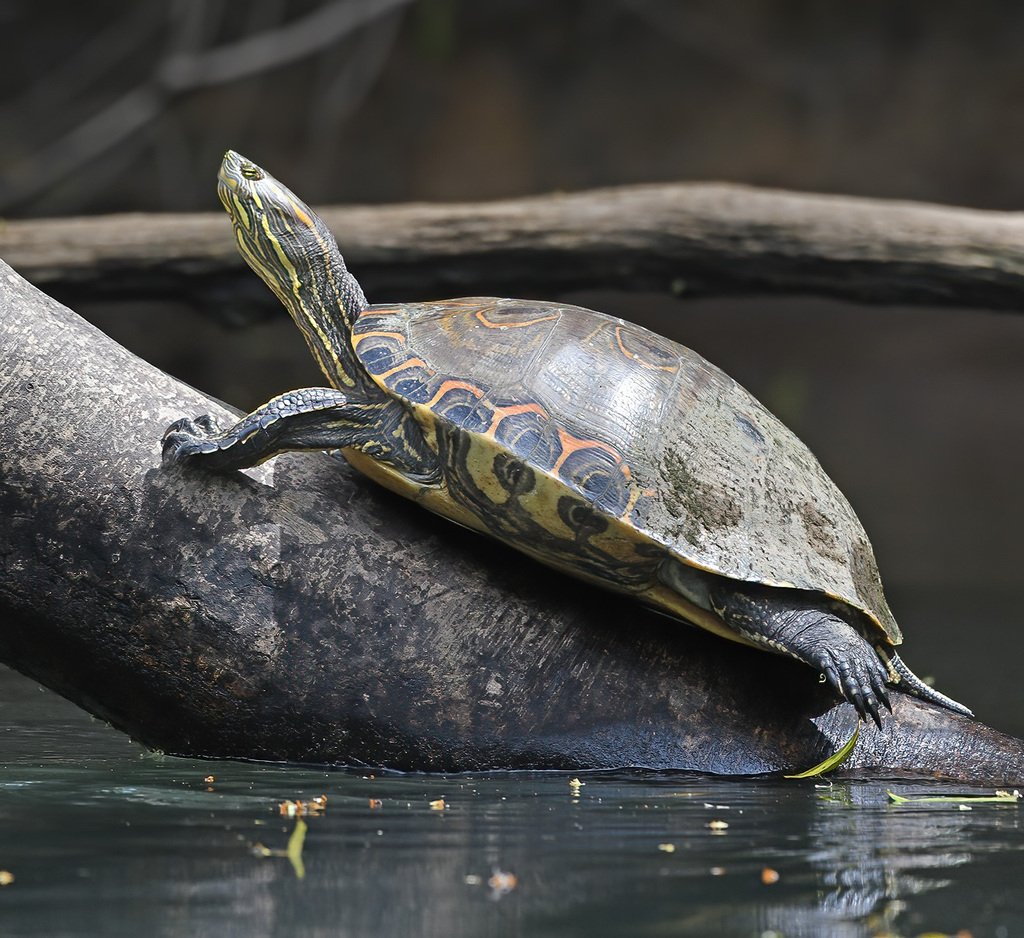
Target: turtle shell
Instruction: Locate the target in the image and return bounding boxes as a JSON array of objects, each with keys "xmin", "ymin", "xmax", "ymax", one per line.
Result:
[{"xmin": 350, "ymin": 296, "xmax": 900, "ymax": 644}]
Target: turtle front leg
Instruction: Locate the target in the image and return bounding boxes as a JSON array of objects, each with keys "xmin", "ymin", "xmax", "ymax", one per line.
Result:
[
  {"xmin": 163, "ymin": 388, "xmax": 353, "ymax": 471},
  {"xmin": 162, "ymin": 387, "xmax": 441, "ymax": 481},
  {"xmin": 708, "ymin": 581, "xmax": 892, "ymax": 728}
]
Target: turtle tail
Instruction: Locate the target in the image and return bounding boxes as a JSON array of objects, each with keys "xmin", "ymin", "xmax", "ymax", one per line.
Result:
[{"xmin": 885, "ymin": 651, "xmax": 974, "ymax": 717}]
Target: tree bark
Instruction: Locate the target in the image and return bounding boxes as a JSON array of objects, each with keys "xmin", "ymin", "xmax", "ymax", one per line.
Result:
[
  {"xmin": 5, "ymin": 183, "xmax": 1024, "ymax": 317},
  {"xmin": 2, "ymin": 258, "xmax": 1023, "ymax": 781}
]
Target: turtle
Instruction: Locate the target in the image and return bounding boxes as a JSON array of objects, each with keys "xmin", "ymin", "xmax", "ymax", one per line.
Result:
[{"xmin": 163, "ymin": 150, "xmax": 972, "ymax": 727}]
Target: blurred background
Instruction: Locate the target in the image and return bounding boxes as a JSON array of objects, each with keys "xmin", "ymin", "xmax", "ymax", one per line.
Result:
[
  {"xmin": 2, "ymin": 0, "xmax": 1023, "ymax": 730},
  {"xmin": 6, "ymin": 0, "xmax": 1024, "ymax": 214}
]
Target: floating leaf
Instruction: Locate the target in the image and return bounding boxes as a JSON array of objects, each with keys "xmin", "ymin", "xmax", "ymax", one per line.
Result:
[
  {"xmin": 887, "ymin": 789, "xmax": 1020, "ymax": 805},
  {"xmin": 785, "ymin": 722, "xmax": 860, "ymax": 779}
]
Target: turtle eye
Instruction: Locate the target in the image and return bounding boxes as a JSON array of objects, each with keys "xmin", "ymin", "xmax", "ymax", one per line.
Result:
[{"xmin": 241, "ymin": 162, "xmax": 263, "ymax": 180}]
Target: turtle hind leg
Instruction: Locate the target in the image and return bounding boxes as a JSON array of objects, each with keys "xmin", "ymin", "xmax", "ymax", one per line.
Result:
[
  {"xmin": 708, "ymin": 581, "xmax": 892, "ymax": 728},
  {"xmin": 883, "ymin": 651, "xmax": 974, "ymax": 717}
]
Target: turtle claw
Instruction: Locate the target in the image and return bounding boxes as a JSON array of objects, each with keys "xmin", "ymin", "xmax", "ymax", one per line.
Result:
[
  {"xmin": 161, "ymin": 414, "xmax": 225, "ymax": 466},
  {"xmin": 818, "ymin": 643, "xmax": 891, "ymax": 730}
]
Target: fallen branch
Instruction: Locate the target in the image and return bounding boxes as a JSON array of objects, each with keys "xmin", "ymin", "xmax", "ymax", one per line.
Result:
[
  {"xmin": 2, "ymin": 258, "xmax": 1023, "ymax": 779},
  {"xmin": 5, "ymin": 183, "xmax": 1024, "ymax": 316}
]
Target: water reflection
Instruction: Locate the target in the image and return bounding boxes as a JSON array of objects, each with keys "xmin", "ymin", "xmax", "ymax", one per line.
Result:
[
  {"xmin": 734, "ymin": 783, "xmax": 974, "ymax": 938},
  {"xmin": 2, "ymin": 666, "xmax": 1023, "ymax": 938}
]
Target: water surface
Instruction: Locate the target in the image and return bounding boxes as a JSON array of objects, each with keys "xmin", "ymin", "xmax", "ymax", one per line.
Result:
[{"xmin": 2, "ymin": 665, "xmax": 1022, "ymax": 938}]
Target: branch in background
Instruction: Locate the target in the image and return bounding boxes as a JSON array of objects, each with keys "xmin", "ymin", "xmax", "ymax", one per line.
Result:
[
  {"xmin": 158, "ymin": 0, "xmax": 411, "ymax": 89},
  {"xmin": 0, "ymin": 0, "xmax": 411, "ymax": 214},
  {"xmin": 4, "ymin": 182, "xmax": 1024, "ymax": 315}
]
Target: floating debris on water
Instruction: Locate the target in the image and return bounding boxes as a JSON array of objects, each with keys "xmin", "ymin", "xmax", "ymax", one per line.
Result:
[
  {"xmin": 488, "ymin": 869, "xmax": 518, "ymax": 898},
  {"xmin": 278, "ymin": 795, "xmax": 327, "ymax": 817}
]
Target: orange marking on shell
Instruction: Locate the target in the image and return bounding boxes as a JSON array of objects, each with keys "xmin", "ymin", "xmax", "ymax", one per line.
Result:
[
  {"xmin": 352, "ymin": 330, "xmax": 407, "ymax": 348},
  {"xmin": 378, "ymin": 357, "xmax": 429, "ymax": 380},
  {"xmin": 476, "ymin": 310, "xmax": 560, "ymax": 329},
  {"xmin": 614, "ymin": 326, "xmax": 678, "ymax": 371},
  {"xmin": 551, "ymin": 427, "xmax": 623, "ymax": 474},
  {"xmin": 484, "ymin": 401, "xmax": 549, "ymax": 436},
  {"xmin": 427, "ymin": 379, "xmax": 485, "ymax": 408}
]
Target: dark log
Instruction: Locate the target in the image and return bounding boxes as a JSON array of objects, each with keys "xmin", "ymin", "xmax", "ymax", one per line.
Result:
[
  {"xmin": 2, "ymin": 258, "xmax": 1023, "ymax": 781},
  {"xmin": 5, "ymin": 183, "xmax": 1024, "ymax": 317}
]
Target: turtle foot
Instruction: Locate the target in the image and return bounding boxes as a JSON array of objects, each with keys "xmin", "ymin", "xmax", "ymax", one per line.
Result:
[
  {"xmin": 161, "ymin": 414, "xmax": 225, "ymax": 466},
  {"xmin": 816, "ymin": 641, "xmax": 892, "ymax": 730},
  {"xmin": 708, "ymin": 582, "xmax": 894, "ymax": 729}
]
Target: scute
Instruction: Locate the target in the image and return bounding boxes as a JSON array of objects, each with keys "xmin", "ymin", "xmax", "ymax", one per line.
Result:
[{"xmin": 352, "ymin": 297, "xmax": 899, "ymax": 643}]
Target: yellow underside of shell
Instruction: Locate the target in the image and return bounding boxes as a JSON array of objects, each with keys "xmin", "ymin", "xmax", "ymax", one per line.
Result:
[{"xmin": 342, "ymin": 446, "xmax": 761, "ymax": 650}]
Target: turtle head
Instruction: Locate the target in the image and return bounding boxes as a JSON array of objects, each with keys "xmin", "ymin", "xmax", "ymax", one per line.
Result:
[
  {"xmin": 216, "ymin": 150, "xmax": 371, "ymax": 392},
  {"xmin": 217, "ymin": 150, "xmax": 352, "ymax": 303}
]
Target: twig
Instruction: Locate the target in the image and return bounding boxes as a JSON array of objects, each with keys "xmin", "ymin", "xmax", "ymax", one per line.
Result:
[
  {"xmin": 157, "ymin": 0, "xmax": 411, "ymax": 90},
  {"xmin": 0, "ymin": 0, "xmax": 413, "ymax": 214}
]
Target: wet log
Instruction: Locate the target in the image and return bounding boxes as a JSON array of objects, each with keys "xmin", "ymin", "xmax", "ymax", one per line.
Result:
[
  {"xmin": 5, "ymin": 183, "xmax": 1024, "ymax": 317},
  {"xmin": 2, "ymin": 258, "xmax": 1023, "ymax": 781}
]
